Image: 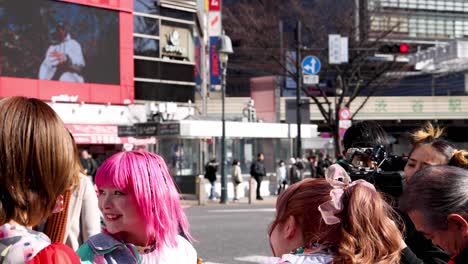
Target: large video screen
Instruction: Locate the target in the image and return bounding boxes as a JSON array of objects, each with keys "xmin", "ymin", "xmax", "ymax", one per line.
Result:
[{"xmin": 0, "ymin": 0, "xmax": 120, "ymax": 85}]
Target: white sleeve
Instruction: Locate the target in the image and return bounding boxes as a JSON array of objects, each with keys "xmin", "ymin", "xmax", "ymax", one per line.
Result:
[
  {"xmin": 80, "ymin": 176, "xmax": 101, "ymax": 242},
  {"xmin": 39, "ymin": 46, "xmax": 58, "ymax": 79},
  {"xmin": 66, "ymin": 40, "xmax": 85, "ymax": 67}
]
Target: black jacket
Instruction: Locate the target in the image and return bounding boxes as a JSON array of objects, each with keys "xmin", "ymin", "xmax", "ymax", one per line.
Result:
[
  {"xmin": 399, "ymin": 211, "xmax": 450, "ymax": 264},
  {"xmin": 451, "ymin": 248, "xmax": 468, "ymax": 264},
  {"xmin": 250, "ymin": 160, "xmax": 266, "ymax": 177}
]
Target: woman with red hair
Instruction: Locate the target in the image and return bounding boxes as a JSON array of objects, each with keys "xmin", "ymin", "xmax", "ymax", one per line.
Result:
[{"xmin": 267, "ymin": 178, "xmax": 405, "ymax": 264}]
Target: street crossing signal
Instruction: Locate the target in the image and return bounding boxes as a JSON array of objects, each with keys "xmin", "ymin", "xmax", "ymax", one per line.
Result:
[{"xmin": 379, "ymin": 43, "xmax": 410, "ymax": 54}]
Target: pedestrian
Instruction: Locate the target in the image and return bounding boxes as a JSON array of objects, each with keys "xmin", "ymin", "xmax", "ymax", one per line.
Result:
[
  {"xmin": 204, "ymin": 158, "xmax": 218, "ymax": 200},
  {"xmin": 265, "ymin": 178, "xmax": 405, "ymax": 264},
  {"xmin": 80, "ymin": 149, "xmax": 98, "ymax": 181},
  {"xmin": 400, "ymin": 166, "xmax": 468, "ymax": 264},
  {"xmin": 276, "ymin": 160, "xmax": 287, "ymax": 195},
  {"xmin": 250, "ymin": 153, "xmax": 266, "ymax": 200},
  {"xmin": 231, "ymin": 159, "xmax": 243, "ymax": 201},
  {"xmin": 40, "ymin": 134, "xmax": 101, "ymax": 251},
  {"xmin": 0, "ymin": 96, "xmax": 80, "ymax": 263},
  {"xmin": 288, "ymin": 157, "xmax": 301, "ymax": 185},
  {"xmin": 77, "ymin": 150, "xmax": 196, "ymax": 263},
  {"xmin": 307, "ymin": 155, "xmax": 317, "ymax": 178}
]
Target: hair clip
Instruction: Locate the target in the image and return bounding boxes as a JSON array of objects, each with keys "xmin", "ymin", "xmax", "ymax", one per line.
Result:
[
  {"xmin": 52, "ymin": 194, "xmax": 64, "ymax": 213},
  {"xmin": 318, "ymin": 166, "xmax": 375, "ymax": 225}
]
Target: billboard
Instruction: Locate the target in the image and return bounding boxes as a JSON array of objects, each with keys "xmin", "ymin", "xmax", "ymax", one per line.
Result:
[{"xmin": 0, "ymin": 0, "xmax": 134, "ymax": 104}]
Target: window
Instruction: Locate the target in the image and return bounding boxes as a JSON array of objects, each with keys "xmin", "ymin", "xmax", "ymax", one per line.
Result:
[
  {"xmin": 134, "ymin": 37, "xmax": 160, "ymax": 57},
  {"xmin": 134, "ymin": 16, "xmax": 159, "ymax": 36}
]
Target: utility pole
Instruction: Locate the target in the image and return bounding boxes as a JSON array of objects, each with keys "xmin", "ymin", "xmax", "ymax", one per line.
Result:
[{"xmin": 295, "ymin": 20, "xmax": 302, "ymax": 158}]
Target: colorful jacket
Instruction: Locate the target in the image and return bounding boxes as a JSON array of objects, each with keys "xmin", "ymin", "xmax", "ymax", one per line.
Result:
[{"xmin": 77, "ymin": 233, "xmax": 140, "ymax": 264}]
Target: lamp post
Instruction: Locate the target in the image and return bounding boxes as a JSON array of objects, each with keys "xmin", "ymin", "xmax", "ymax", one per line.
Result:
[{"xmin": 217, "ymin": 31, "xmax": 233, "ymax": 204}]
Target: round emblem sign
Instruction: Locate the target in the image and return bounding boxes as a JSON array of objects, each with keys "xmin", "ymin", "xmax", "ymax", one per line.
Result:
[{"xmin": 338, "ymin": 107, "xmax": 351, "ymax": 120}]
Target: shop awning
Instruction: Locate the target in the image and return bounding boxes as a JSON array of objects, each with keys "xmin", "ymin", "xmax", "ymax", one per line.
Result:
[{"xmin": 66, "ymin": 124, "xmax": 156, "ymax": 145}]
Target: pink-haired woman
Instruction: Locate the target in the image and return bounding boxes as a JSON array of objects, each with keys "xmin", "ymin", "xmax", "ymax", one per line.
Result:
[{"xmin": 77, "ymin": 151, "xmax": 196, "ymax": 263}]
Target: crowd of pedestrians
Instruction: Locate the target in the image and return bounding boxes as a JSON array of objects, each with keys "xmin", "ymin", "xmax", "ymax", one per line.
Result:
[{"xmin": 0, "ymin": 96, "xmax": 466, "ymax": 264}]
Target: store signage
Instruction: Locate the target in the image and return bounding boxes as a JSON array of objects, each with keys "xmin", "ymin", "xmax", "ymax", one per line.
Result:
[
  {"xmin": 117, "ymin": 125, "xmax": 137, "ymax": 137},
  {"xmin": 158, "ymin": 123, "xmax": 180, "ymax": 136},
  {"xmin": 208, "ymin": 0, "xmax": 221, "ymax": 11},
  {"xmin": 134, "ymin": 122, "xmax": 180, "ymax": 137},
  {"xmin": 163, "ymin": 30, "xmax": 186, "ymax": 55},
  {"xmin": 51, "ymin": 94, "xmax": 79, "ymax": 103},
  {"xmin": 135, "ymin": 123, "xmax": 158, "ymax": 137},
  {"xmin": 160, "ymin": 25, "xmax": 192, "ymax": 60}
]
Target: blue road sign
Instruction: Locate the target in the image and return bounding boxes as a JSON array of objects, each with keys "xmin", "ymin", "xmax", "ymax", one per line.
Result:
[{"xmin": 301, "ymin": 56, "xmax": 321, "ymax": 75}]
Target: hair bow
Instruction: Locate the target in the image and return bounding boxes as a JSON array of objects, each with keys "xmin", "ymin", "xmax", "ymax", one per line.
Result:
[{"xmin": 318, "ymin": 164, "xmax": 376, "ymax": 225}]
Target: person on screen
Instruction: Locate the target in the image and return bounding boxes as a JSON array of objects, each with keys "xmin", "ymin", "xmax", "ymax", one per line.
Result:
[{"xmin": 39, "ymin": 22, "xmax": 85, "ymax": 82}]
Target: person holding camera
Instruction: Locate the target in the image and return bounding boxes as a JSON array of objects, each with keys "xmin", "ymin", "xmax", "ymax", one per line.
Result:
[{"xmin": 342, "ymin": 121, "xmax": 450, "ymax": 264}]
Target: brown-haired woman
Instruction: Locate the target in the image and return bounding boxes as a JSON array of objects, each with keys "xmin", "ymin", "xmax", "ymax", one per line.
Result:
[
  {"xmin": 0, "ymin": 96, "xmax": 80, "ymax": 263},
  {"xmin": 266, "ymin": 178, "xmax": 405, "ymax": 264},
  {"xmin": 40, "ymin": 133, "xmax": 101, "ymax": 251}
]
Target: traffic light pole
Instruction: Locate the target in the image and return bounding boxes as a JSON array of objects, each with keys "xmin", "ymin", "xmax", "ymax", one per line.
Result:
[{"xmin": 295, "ymin": 20, "xmax": 302, "ymax": 159}]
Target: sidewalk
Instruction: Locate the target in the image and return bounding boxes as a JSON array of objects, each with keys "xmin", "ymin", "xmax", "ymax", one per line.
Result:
[{"xmin": 180, "ymin": 194, "xmax": 277, "ymax": 208}]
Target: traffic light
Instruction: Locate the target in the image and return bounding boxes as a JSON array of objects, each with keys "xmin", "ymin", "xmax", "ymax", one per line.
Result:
[{"xmin": 378, "ymin": 43, "xmax": 410, "ymax": 54}]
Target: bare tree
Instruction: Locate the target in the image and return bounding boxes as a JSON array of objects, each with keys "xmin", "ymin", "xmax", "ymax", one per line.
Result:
[{"xmin": 223, "ymin": 0, "xmax": 410, "ymax": 155}]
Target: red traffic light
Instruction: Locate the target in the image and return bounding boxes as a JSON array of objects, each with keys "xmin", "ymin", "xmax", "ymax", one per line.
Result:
[
  {"xmin": 378, "ymin": 43, "xmax": 410, "ymax": 54},
  {"xmin": 399, "ymin": 43, "xmax": 409, "ymax": 53}
]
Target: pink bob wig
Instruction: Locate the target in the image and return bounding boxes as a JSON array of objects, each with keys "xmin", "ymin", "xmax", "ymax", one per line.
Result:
[{"xmin": 95, "ymin": 150, "xmax": 192, "ymax": 252}]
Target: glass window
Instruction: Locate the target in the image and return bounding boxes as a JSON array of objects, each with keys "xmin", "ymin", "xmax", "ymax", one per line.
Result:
[
  {"xmin": 157, "ymin": 138, "xmax": 200, "ymax": 176},
  {"xmin": 134, "ymin": 0, "xmax": 160, "ymax": 15},
  {"xmin": 134, "ymin": 15, "xmax": 159, "ymax": 36},
  {"xmin": 134, "ymin": 37, "xmax": 160, "ymax": 57},
  {"xmin": 160, "ymin": 7, "xmax": 194, "ymax": 21}
]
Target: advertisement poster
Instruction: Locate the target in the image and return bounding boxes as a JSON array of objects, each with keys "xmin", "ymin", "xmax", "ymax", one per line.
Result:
[{"xmin": 209, "ymin": 36, "xmax": 221, "ymax": 91}]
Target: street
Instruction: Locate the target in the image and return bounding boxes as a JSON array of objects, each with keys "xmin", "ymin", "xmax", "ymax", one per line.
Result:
[{"xmin": 186, "ymin": 202, "xmax": 276, "ymax": 264}]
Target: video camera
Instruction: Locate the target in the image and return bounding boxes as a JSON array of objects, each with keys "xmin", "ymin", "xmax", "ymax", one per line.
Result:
[{"xmin": 341, "ymin": 145, "xmax": 408, "ymax": 198}]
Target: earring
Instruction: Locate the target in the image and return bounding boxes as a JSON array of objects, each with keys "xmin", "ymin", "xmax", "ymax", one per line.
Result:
[{"xmin": 52, "ymin": 194, "xmax": 64, "ymax": 213}]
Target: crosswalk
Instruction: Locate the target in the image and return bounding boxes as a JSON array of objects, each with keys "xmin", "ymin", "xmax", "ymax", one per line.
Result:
[
  {"xmin": 208, "ymin": 208, "xmax": 275, "ymax": 213},
  {"xmin": 203, "ymin": 255, "xmax": 274, "ymax": 264}
]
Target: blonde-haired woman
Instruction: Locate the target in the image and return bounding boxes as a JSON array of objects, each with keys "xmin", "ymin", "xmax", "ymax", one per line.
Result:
[{"xmin": 404, "ymin": 122, "xmax": 468, "ymax": 182}]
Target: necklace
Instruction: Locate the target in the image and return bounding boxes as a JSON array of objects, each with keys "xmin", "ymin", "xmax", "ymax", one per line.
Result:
[
  {"xmin": 290, "ymin": 242, "xmax": 335, "ymax": 255},
  {"xmin": 134, "ymin": 242, "xmax": 157, "ymax": 254}
]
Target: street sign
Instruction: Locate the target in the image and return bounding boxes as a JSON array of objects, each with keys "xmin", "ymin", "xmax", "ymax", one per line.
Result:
[
  {"xmin": 301, "ymin": 56, "xmax": 321, "ymax": 75},
  {"xmin": 329, "ymin": 34, "xmax": 349, "ymax": 64},
  {"xmin": 339, "ymin": 120, "xmax": 352, "ymax": 129},
  {"xmin": 338, "ymin": 107, "xmax": 351, "ymax": 120},
  {"xmin": 303, "ymin": 74, "xmax": 319, "ymax": 85}
]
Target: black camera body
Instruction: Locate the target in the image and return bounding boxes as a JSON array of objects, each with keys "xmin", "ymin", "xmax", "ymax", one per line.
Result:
[
  {"xmin": 350, "ymin": 170, "xmax": 405, "ymax": 198},
  {"xmin": 344, "ymin": 145, "xmax": 408, "ymax": 198}
]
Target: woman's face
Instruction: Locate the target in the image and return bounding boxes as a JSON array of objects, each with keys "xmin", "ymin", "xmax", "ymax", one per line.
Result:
[
  {"xmin": 98, "ymin": 187, "xmax": 148, "ymax": 245},
  {"xmin": 404, "ymin": 144, "xmax": 447, "ymax": 182}
]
